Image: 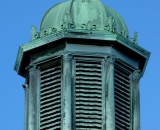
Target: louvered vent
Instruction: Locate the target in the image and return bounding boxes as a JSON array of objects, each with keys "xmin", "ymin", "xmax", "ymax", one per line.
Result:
[
  {"xmin": 40, "ymin": 61, "xmax": 61, "ymax": 130},
  {"xmin": 74, "ymin": 56, "xmax": 102, "ymax": 129},
  {"xmin": 114, "ymin": 60, "xmax": 134, "ymax": 130}
]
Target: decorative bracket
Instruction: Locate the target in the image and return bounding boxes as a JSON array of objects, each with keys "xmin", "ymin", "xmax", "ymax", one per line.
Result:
[
  {"xmin": 133, "ymin": 70, "xmax": 141, "ymax": 81},
  {"xmin": 22, "ymin": 83, "xmax": 29, "ymax": 91},
  {"xmin": 62, "ymin": 53, "xmax": 73, "ymax": 61},
  {"xmin": 105, "ymin": 55, "xmax": 116, "ymax": 64},
  {"xmin": 25, "ymin": 63, "xmax": 37, "ymax": 72}
]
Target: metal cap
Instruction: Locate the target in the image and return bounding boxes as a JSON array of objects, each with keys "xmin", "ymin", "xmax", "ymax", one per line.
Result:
[{"xmin": 40, "ymin": 0, "xmax": 129, "ymax": 37}]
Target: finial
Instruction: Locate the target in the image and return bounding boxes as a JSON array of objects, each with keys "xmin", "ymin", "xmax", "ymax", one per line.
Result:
[
  {"xmin": 31, "ymin": 26, "xmax": 39, "ymax": 41},
  {"xmin": 133, "ymin": 32, "xmax": 138, "ymax": 44}
]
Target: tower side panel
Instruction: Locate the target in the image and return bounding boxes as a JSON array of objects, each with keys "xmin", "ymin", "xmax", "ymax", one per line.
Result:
[
  {"xmin": 39, "ymin": 58, "xmax": 62, "ymax": 130},
  {"xmin": 74, "ymin": 55, "xmax": 103, "ymax": 129},
  {"xmin": 114, "ymin": 59, "xmax": 134, "ymax": 130}
]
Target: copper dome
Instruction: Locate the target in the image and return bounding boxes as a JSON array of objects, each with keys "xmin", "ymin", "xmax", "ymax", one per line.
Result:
[{"xmin": 40, "ymin": 0, "xmax": 129, "ymax": 37}]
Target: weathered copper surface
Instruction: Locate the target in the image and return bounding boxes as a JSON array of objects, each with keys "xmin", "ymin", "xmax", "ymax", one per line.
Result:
[
  {"xmin": 14, "ymin": 0, "xmax": 150, "ymax": 130},
  {"xmin": 40, "ymin": 0, "xmax": 129, "ymax": 37}
]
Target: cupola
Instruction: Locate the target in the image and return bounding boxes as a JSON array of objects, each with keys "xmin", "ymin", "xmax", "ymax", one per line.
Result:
[{"xmin": 14, "ymin": 1, "xmax": 150, "ymax": 130}]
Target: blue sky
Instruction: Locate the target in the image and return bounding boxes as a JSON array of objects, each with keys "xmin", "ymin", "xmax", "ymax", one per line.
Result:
[{"xmin": 0, "ymin": 0, "xmax": 159, "ymax": 129}]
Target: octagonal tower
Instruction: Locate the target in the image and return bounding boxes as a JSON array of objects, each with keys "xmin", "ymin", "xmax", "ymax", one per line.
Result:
[{"xmin": 14, "ymin": 0, "xmax": 150, "ymax": 130}]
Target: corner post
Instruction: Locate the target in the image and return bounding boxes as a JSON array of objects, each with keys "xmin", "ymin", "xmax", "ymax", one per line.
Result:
[
  {"xmin": 105, "ymin": 56, "xmax": 115, "ymax": 130},
  {"xmin": 27, "ymin": 64, "xmax": 40, "ymax": 130},
  {"xmin": 62, "ymin": 54, "xmax": 73, "ymax": 130},
  {"xmin": 101, "ymin": 59, "xmax": 107, "ymax": 130},
  {"xmin": 132, "ymin": 70, "xmax": 141, "ymax": 130},
  {"xmin": 23, "ymin": 83, "xmax": 29, "ymax": 130}
]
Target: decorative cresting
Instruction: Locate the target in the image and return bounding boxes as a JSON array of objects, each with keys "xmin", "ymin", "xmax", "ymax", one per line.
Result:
[{"xmin": 39, "ymin": 0, "xmax": 129, "ymax": 38}]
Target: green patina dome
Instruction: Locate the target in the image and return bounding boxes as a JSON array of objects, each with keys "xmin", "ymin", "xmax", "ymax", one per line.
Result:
[{"xmin": 40, "ymin": 0, "xmax": 129, "ymax": 37}]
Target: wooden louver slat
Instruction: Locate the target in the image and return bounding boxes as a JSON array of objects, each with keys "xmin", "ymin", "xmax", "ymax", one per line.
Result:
[
  {"xmin": 75, "ymin": 57, "xmax": 102, "ymax": 129},
  {"xmin": 40, "ymin": 61, "xmax": 61, "ymax": 130},
  {"xmin": 114, "ymin": 60, "xmax": 134, "ymax": 130}
]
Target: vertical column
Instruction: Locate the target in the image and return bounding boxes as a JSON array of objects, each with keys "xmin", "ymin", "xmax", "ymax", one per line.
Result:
[
  {"xmin": 23, "ymin": 83, "xmax": 29, "ymax": 130},
  {"xmin": 28, "ymin": 64, "xmax": 40, "ymax": 130},
  {"xmin": 62, "ymin": 54, "xmax": 73, "ymax": 130},
  {"xmin": 72, "ymin": 58, "xmax": 76, "ymax": 130},
  {"xmin": 129, "ymin": 73, "xmax": 133, "ymax": 129},
  {"xmin": 105, "ymin": 56, "xmax": 115, "ymax": 130},
  {"xmin": 132, "ymin": 70, "xmax": 141, "ymax": 130},
  {"xmin": 101, "ymin": 59, "xmax": 107, "ymax": 130}
]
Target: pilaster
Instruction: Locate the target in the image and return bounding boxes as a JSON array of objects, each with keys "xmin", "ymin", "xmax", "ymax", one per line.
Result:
[
  {"xmin": 101, "ymin": 59, "xmax": 107, "ymax": 130},
  {"xmin": 105, "ymin": 56, "xmax": 115, "ymax": 130},
  {"xmin": 27, "ymin": 64, "xmax": 40, "ymax": 130},
  {"xmin": 61, "ymin": 54, "xmax": 73, "ymax": 130},
  {"xmin": 132, "ymin": 70, "xmax": 141, "ymax": 130},
  {"xmin": 23, "ymin": 83, "xmax": 29, "ymax": 130}
]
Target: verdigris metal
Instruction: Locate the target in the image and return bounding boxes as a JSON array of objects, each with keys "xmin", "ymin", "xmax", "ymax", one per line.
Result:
[
  {"xmin": 22, "ymin": 83, "xmax": 29, "ymax": 130},
  {"xmin": 14, "ymin": 31, "xmax": 150, "ymax": 77},
  {"xmin": 105, "ymin": 56, "xmax": 115, "ymax": 130},
  {"xmin": 14, "ymin": 0, "xmax": 151, "ymax": 130},
  {"xmin": 61, "ymin": 54, "xmax": 73, "ymax": 129},
  {"xmin": 132, "ymin": 70, "xmax": 141, "ymax": 130},
  {"xmin": 40, "ymin": 0, "xmax": 129, "ymax": 38},
  {"xmin": 31, "ymin": 26, "xmax": 39, "ymax": 41},
  {"xmin": 27, "ymin": 64, "xmax": 40, "ymax": 130}
]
